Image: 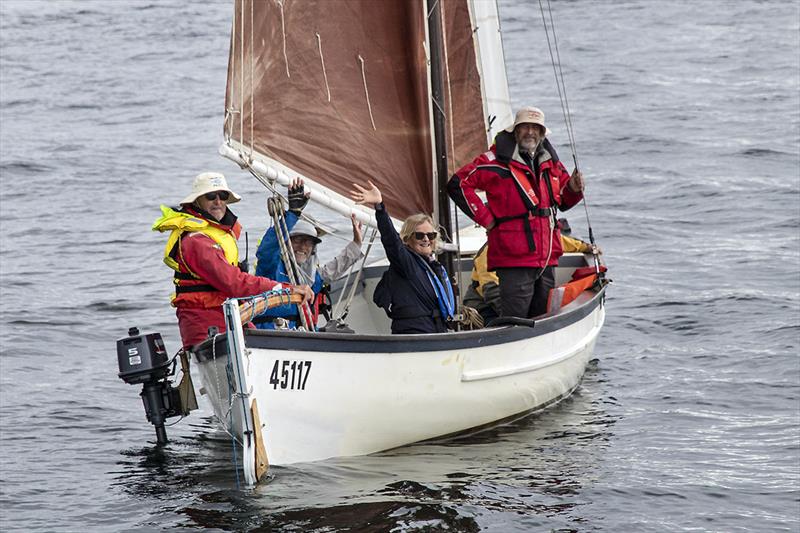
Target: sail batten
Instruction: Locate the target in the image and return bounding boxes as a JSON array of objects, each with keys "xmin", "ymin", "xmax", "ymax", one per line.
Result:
[{"xmin": 224, "ymin": 0, "xmax": 510, "ymax": 221}]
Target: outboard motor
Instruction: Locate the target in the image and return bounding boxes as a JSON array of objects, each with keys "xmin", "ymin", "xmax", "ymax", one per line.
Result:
[{"xmin": 117, "ymin": 327, "xmax": 188, "ymax": 444}]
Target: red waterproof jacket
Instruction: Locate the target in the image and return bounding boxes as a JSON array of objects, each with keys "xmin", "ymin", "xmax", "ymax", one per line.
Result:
[
  {"xmin": 448, "ymin": 132, "xmax": 583, "ymax": 270},
  {"xmin": 169, "ymin": 208, "xmax": 282, "ymax": 348}
]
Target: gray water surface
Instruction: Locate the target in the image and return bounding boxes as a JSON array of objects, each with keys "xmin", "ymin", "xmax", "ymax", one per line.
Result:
[{"xmin": 1, "ymin": 0, "xmax": 798, "ymax": 531}]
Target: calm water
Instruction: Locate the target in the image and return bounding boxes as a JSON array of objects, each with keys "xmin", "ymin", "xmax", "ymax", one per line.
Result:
[{"xmin": 1, "ymin": 1, "xmax": 798, "ymax": 531}]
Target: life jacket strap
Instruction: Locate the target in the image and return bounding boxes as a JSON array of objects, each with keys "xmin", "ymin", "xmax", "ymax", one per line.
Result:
[
  {"xmin": 493, "ymin": 206, "xmax": 555, "ymax": 225},
  {"xmin": 174, "ymin": 271, "xmax": 201, "ymax": 281},
  {"xmin": 508, "ymin": 165, "xmax": 540, "ymax": 208},
  {"xmin": 493, "ymin": 207, "xmax": 556, "ymax": 252},
  {"xmin": 174, "ymin": 284, "xmax": 219, "ymax": 294}
]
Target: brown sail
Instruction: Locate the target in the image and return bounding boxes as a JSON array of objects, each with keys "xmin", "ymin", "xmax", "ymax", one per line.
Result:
[{"xmin": 224, "ymin": 0, "xmax": 488, "ymax": 221}]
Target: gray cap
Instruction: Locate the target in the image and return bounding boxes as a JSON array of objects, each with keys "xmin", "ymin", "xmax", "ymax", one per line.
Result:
[{"xmin": 289, "ymin": 219, "xmax": 321, "ymax": 244}]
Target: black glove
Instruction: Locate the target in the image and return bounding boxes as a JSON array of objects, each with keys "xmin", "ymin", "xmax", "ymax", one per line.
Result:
[{"xmin": 288, "ymin": 183, "xmax": 309, "ymax": 214}]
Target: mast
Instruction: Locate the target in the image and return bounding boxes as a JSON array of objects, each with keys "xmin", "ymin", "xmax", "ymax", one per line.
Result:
[{"xmin": 427, "ymin": 0, "xmax": 455, "ymax": 278}]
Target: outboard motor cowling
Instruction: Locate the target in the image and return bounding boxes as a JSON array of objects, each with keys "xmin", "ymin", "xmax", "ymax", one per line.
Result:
[
  {"xmin": 117, "ymin": 327, "xmax": 187, "ymax": 445},
  {"xmin": 117, "ymin": 327, "xmax": 170, "ymax": 384}
]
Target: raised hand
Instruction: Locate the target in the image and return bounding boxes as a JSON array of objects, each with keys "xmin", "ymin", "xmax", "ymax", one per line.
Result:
[
  {"xmin": 288, "ymin": 177, "xmax": 310, "ymax": 214},
  {"xmin": 349, "ymin": 180, "xmax": 382, "ymax": 207},
  {"xmin": 350, "ymin": 213, "xmax": 363, "ymax": 246}
]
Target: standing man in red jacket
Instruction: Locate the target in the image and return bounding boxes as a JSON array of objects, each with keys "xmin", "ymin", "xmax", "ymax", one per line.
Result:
[
  {"xmin": 153, "ymin": 172, "xmax": 314, "ymax": 348},
  {"xmin": 447, "ymin": 107, "xmax": 585, "ymax": 318}
]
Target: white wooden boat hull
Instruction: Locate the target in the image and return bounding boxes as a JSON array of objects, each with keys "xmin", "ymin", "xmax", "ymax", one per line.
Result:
[{"xmin": 193, "ymin": 269, "xmax": 606, "ymax": 468}]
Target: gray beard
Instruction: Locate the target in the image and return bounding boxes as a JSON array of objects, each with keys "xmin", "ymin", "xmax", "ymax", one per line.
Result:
[
  {"xmin": 295, "ymin": 252, "xmax": 317, "ymax": 285},
  {"xmin": 518, "ymin": 138, "xmax": 541, "ymax": 154}
]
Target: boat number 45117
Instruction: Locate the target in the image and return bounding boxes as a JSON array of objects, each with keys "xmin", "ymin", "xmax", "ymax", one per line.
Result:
[{"xmin": 269, "ymin": 360, "xmax": 312, "ymax": 390}]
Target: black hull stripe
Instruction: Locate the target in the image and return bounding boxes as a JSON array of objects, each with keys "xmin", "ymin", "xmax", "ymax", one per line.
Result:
[{"xmin": 194, "ymin": 286, "xmax": 605, "ymax": 359}]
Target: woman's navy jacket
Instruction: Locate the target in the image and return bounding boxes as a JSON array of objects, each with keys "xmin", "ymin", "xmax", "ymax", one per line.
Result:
[{"xmin": 373, "ymin": 203, "xmax": 449, "ymax": 334}]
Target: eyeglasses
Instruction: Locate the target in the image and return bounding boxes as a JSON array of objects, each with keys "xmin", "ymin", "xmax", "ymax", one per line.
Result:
[
  {"xmin": 413, "ymin": 231, "xmax": 438, "ymax": 241},
  {"xmin": 203, "ymin": 191, "xmax": 230, "ymax": 202},
  {"xmin": 290, "ymin": 235, "xmax": 316, "ymax": 246}
]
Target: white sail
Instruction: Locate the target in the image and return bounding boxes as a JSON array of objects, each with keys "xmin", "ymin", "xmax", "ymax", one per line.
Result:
[{"xmin": 469, "ymin": 0, "xmax": 513, "ymax": 142}]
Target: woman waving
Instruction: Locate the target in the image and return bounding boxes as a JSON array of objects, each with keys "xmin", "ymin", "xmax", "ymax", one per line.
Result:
[{"xmin": 351, "ymin": 181, "xmax": 454, "ymax": 334}]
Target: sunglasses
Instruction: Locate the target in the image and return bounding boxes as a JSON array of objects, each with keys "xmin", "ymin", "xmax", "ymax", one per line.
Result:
[
  {"xmin": 413, "ymin": 231, "xmax": 438, "ymax": 241},
  {"xmin": 203, "ymin": 191, "xmax": 230, "ymax": 202}
]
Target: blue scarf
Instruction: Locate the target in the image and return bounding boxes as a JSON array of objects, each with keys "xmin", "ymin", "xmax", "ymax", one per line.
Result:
[{"xmin": 412, "ymin": 254, "xmax": 455, "ymax": 321}]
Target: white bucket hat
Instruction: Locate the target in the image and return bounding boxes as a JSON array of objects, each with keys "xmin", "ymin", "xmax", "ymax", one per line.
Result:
[
  {"xmin": 289, "ymin": 219, "xmax": 322, "ymax": 244},
  {"xmin": 504, "ymin": 106, "xmax": 551, "ymax": 135},
  {"xmin": 181, "ymin": 172, "xmax": 241, "ymax": 205}
]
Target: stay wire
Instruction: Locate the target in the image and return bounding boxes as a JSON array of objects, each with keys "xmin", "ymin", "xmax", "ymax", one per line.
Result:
[
  {"xmin": 538, "ymin": 0, "xmax": 601, "ymax": 263},
  {"xmin": 538, "ymin": 0, "xmax": 577, "ymax": 168},
  {"xmin": 333, "ymin": 227, "xmax": 378, "ymax": 320}
]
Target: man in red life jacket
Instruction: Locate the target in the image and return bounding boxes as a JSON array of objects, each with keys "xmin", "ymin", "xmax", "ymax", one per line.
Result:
[
  {"xmin": 153, "ymin": 172, "xmax": 314, "ymax": 348},
  {"xmin": 448, "ymin": 107, "xmax": 585, "ymax": 318}
]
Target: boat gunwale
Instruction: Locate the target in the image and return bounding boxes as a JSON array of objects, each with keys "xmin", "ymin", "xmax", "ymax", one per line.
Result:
[{"xmin": 193, "ymin": 285, "xmax": 605, "ymax": 359}]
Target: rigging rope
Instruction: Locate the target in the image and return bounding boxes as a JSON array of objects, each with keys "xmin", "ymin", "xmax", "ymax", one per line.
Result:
[
  {"xmin": 267, "ymin": 197, "xmax": 313, "ymax": 330},
  {"xmin": 250, "ymin": 0, "xmax": 254, "ymax": 155},
  {"xmin": 426, "ymin": 0, "xmax": 463, "ymax": 329},
  {"xmin": 332, "ymin": 227, "xmax": 378, "ymax": 320},
  {"xmin": 538, "ymin": 0, "xmax": 578, "ymax": 169},
  {"xmin": 437, "ymin": 0, "xmax": 464, "ymax": 320},
  {"xmin": 439, "ymin": 0, "xmax": 457, "ymax": 174},
  {"xmin": 537, "ymin": 0, "xmax": 601, "ymax": 272},
  {"xmin": 239, "ymin": 0, "xmax": 244, "ymax": 147}
]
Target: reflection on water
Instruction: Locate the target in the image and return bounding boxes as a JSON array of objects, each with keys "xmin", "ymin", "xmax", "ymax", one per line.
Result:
[{"xmin": 108, "ymin": 362, "xmax": 618, "ymax": 531}]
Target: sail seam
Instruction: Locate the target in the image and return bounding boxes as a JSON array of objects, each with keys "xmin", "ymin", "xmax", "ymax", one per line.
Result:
[
  {"xmin": 358, "ymin": 55, "xmax": 377, "ymax": 130},
  {"xmin": 316, "ymin": 33, "xmax": 331, "ymax": 102},
  {"xmin": 278, "ymin": 0, "xmax": 290, "ymax": 78}
]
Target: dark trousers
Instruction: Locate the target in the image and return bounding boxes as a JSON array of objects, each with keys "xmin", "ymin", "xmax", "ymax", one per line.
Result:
[{"xmin": 496, "ymin": 266, "xmax": 555, "ymax": 318}]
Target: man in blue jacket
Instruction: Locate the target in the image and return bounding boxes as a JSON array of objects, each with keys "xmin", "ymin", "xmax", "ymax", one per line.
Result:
[{"xmin": 254, "ymin": 179, "xmax": 363, "ymax": 329}]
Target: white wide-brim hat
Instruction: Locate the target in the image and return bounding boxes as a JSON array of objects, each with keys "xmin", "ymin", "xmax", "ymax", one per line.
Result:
[
  {"xmin": 180, "ymin": 172, "xmax": 242, "ymax": 205},
  {"xmin": 504, "ymin": 106, "xmax": 551, "ymax": 135}
]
